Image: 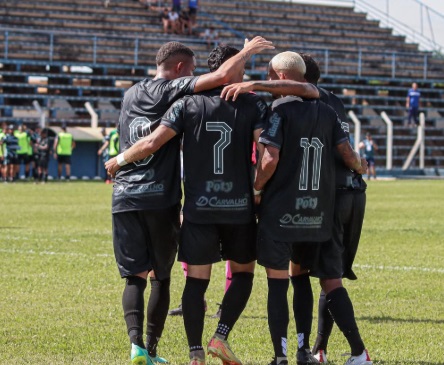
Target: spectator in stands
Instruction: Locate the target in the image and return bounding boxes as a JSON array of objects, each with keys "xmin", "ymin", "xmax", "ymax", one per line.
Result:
[
  {"xmin": 53, "ymin": 125, "xmax": 75, "ymax": 180},
  {"xmin": 1, "ymin": 124, "xmax": 20, "ymax": 182},
  {"xmin": 14, "ymin": 124, "xmax": 31, "ymax": 180},
  {"xmin": 161, "ymin": 8, "xmax": 171, "ymax": 33},
  {"xmin": 406, "ymin": 82, "xmax": 421, "ymax": 127},
  {"xmin": 172, "ymin": 0, "xmax": 181, "ymax": 12},
  {"xmin": 179, "ymin": 8, "xmax": 192, "ymax": 35},
  {"xmin": 359, "ymin": 133, "xmax": 378, "ymax": 180},
  {"xmin": 188, "ymin": 0, "xmax": 198, "ymax": 28},
  {"xmin": 203, "ymin": 26, "xmax": 218, "ymax": 49},
  {"xmin": 168, "ymin": 8, "xmax": 180, "ymax": 33},
  {"xmin": 36, "ymin": 129, "xmax": 50, "ymax": 183}
]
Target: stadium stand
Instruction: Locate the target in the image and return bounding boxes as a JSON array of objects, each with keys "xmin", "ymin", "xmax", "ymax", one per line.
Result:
[{"xmin": 0, "ymin": 0, "xmax": 443, "ymax": 168}]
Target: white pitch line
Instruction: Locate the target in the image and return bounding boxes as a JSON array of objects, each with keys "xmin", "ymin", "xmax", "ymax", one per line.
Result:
[
  {"xmin": 0, "ymin": 248, "xmax": 443, "ymax": 274},
  {"xmin": 354, "ymin": 264, "xmax": 444, "ymax": 274}
]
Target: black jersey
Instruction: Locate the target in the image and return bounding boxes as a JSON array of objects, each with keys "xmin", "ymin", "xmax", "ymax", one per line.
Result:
[
  {"xmin": 258, "ymin": 96, "xmax": 348, "ymax": 243},
  {"xmin": 161, "ymin": 89, "xmax": 268, "ymax": 224},
  {"xmin": 319, "ymin": 88, "xmax": 366, "ymax": 192},
  {"xmin": 112, "ymin": 76, "xmax": 198, "ymax": 213}
]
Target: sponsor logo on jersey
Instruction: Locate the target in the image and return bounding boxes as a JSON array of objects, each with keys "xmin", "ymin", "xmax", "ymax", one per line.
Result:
[
  {"xmin": 279, "ymin": 212, "xmax": 324, "ymax": 228},
  {"xmin": 295, "ymin": 196, "xmax": 318, "ymax": 210},
  {"xmin": 205, "ymin": 180, "xmax": 233, "ymax": 193},
  {"xmin": 341, "ymin": 121, "xmax": 349, "ymax": 133},
  {"xmin": 113, "ymin": 181, "xmax": 164, "ymax": 196},
  {"xmin": 267, "ymin": 112, "xmax": 281, "ymax": 137},
  {"xmin": 195, "ymin": 195, "xmax": 248, "ymax": 209}
]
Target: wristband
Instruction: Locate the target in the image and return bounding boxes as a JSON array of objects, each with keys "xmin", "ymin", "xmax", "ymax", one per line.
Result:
[
  {"xmin": 253, "ymin": 187, "xmax": 263, "ymax": 196},
  {"xmin": 116, "ymin": 153, "xmax": 128, "ymax": 167}
]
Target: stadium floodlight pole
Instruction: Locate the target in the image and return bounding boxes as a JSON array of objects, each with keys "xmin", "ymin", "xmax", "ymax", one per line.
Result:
[
  {"xmin": 85, "ymin": 102, "xmax": 98, "ymax": 128},
  {"xmin": 380, "ymin": 111, "xmax": 393, "ymax": 170},
  {"xmin": 402, "ymin": 112, "xmax": 426, "ymax": 170},
  {"xmin": 32, "ymin": 100, "xmax": 46, "ymax": 128},
  {"xmin": 348, "ymin": 110, "xmax": 361, "ymax": 151}
]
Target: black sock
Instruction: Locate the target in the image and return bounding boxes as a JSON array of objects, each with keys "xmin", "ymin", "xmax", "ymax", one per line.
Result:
[
  {"xmin": 122, "ymin": 276, "xmax": 147, "ymax": 348},
  {"xmin": 216, "ymin": 272, "xmax": 254, "ymax": 340},
  {"xmin": 182, "ymin": 276, "xmax": 210, "ymax": 351},
  {"xmin": 326, "ymin": 287, "xmax": 365, "ymax": 356},
  {"xmin": 146, "ymin": 277, "xmax": 171, "ymax": 357},
  {"xmin": 267, "ymin": 278, "xmax": 290, "ymax": 358},
  {"xmin": 290, "ymin": 274, "xmax": 313, "ymax": 350},
  {"xmin": 313, "ymin": 290, "xmax": 334, "ymax": 354}
]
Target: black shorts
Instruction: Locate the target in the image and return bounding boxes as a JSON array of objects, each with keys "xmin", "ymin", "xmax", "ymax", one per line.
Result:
[
  {"xmin": 57, "ymin": 155, "xmax": 71, "ymax": 164},
  {"xmin": 17, "ymin": 154, "xmax": 30, "ymax": 165},
  {"xmin": 257, "ymin": 228, "xmax": 319, "ymax": 271},
  {"xmin": 189, "ymin": 7, "xmax": 197, "ymax": 15},
  {"xmin": 310, "ymin": 190, "xmax": 366, "ymax": 280},
  {"xmin": 112, "ymin": 204, "xmax": 180, "ymax": 280},
  {"xmin": 365, "ymin": 156, "xmax": 375, "ymax": 166},
  {"xmin": 37, "ymin": 157, "xmax": 49, "ymax": 169},
  {"xmin": 4, "ymin": 155, "xmax": 18, "ymax": 165},
  {"xmin": 179, "ymin": 218, "xmax": 257, "ymax": 265}
]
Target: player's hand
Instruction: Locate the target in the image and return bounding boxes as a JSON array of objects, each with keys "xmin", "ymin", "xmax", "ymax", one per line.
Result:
[
  {"xmin": 105, "ymin": 157, "xmax": 120, "ymax": 177},
  {"xmin": 221, "ymin": 81, "xmax": 254, "ymax": 101},
  {"xmin": 358, "ymin": 157, "xmax": 368, "ymax": 175},
  {"xmin": 242, "ymin": 36, "xmax": 274, "ymax": 56}
]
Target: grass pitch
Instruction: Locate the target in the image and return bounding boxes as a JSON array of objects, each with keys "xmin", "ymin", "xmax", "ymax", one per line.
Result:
[{"xmin": 0, "ymin": 180, "xmax": 443, "ymax": 365}]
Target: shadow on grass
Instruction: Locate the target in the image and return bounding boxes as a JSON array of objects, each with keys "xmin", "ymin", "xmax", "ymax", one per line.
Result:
[{"xmin": 357, "ymin": 315, "xmax": 444, "ymax": 325}]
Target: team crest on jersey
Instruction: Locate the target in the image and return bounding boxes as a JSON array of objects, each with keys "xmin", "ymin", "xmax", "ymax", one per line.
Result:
[{"xmin": 129, "ymin": 117, "xmax": 154, "ymax": 166}]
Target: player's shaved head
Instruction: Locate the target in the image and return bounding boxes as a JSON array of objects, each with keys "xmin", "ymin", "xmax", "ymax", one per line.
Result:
[
  {"xmin": 156, "ymin": 41, "xmax": 195, "ymax": 67},
  {"xmin": 207, "ymin": 45, "xmax": 240, "ymax": 72},
  {"xmin": 270, "ymin": 51, "xmax": 306, "ymax": 81},
  {"xmin": 300, "ymin": 53, "xmax": 321, "ymax": 85}
]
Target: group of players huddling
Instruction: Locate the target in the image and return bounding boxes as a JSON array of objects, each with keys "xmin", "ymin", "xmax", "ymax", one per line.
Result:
[{"xmin": 105, "ymin": 35, "xmax": 372, "ymax": 365}]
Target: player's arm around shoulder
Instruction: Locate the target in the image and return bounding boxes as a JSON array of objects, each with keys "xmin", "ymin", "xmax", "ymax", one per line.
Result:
[
  {"xmin": 194, "ymin": 36, "xmax": 274, "ymax": 93},
  {"xmin": 221, "ymin": 80, "xmax": 320, "ymax": 101}
]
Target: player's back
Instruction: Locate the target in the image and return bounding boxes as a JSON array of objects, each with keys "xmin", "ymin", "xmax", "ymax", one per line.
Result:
[
  {"xmin": 164, "ymin": 89, "xmax": 267, "ymax": 224},
  {"xmin": 259, "ymin": 96, "xmax": 347, "ymax": 242},
  {"xmin": 113, "ymin": 76, "xmax": 198, "ymax": 213}
]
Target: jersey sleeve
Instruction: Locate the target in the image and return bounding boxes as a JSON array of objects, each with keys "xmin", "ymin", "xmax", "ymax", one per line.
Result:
[
  {"xmin": 258, "ymin": 109, "xmax": 284, "ymax": 150},
  {"xmin": 333, "ymin": 114, "xmax": 349, "ymax": 146},
  {"xmin": 253, "ymin": 97, "xmax": 270, "ymax": 131},
  {"xmin": 160, "ymin": 97, "xmax": 187, "ymax": 135},
  {"xmin": 166, "ymin": 76, "xmax": 199, "ymax": 100}
]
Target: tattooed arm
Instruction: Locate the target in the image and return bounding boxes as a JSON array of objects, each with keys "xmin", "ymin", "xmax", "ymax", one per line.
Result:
[{"xmin": 221, "ymin": 80, "xmax": 320, "ymax": 101}]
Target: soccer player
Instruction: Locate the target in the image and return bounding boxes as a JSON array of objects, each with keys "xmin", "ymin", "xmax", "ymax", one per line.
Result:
[
  {"xmin": 53, "ymin": 124, "xmax": 75, "ymax": 180},
  {"xmin": 98, "ymin": 125, "xmax": 119, "ymax": 183},
  {"xmin": 359, "ymin": 133, "xmax": 378, "ymax": 180},
  {"xmin": 14, "ymin": 124, "xmax": 31, "ymax": 179},
  {"xmin": 107, "ymin": 44, "xmax": 270, "ymax": 365},
  {"xmin": 1, "ymin": 125, "xmax": 20, "ymax": 182},
  {"xmin": 298, "ymin": 54, "xmax": 371, "ymax": 365},
  {"xmin": 252, "ymin": 52, "xmax": 367, "ymax": 365},
  {"xmin": 35, "ymin": 129, "xmax": 50, "ymax": 183},
  {"xmin": 105, "ymin": 38, "xmax": 274, "ymax": 365}
]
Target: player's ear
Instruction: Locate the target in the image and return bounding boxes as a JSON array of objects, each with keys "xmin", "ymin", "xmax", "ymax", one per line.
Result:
[{"xmin": 176, "ymin": 61, "xmax": 184, "ymax": 75}]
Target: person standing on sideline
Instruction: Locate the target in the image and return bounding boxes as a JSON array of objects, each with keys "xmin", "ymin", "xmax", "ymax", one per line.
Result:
[
  {"xmin": 53, "ymin": 125, "xmax": 75, "ymax": 180},
  {"xmin": 98, "ymin": 126, "xmax": 119, "ymax": 183},
  {"xmin": 406, "ymin": 82, "xmax": 421, "ymax": 126},
  {"xmin": 1, "ymin": 125, "xmax": 20, "ymax": 182},
  {"xmin": 359, "ymin": 133, "xmax": 377, "ymax": 180},
  {"xmin": 36, "ymin": 129, "xmax": 50, "ymax": 183},
  {"xmin": 14, "ymin": 124, "xmax": 31, "ymax": 179},
  {"xmin": 104, "ymin": 38, "xmax": 274, "ymax": 365},
  {"xmin": 252, "ymin": 52, "xmax": 367, "ymax": 365}
]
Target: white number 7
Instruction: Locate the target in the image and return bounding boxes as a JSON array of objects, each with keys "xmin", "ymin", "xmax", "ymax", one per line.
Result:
[{"xmin": 206, "ymin": 121, "xmax": 232, "ymax": 175}]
